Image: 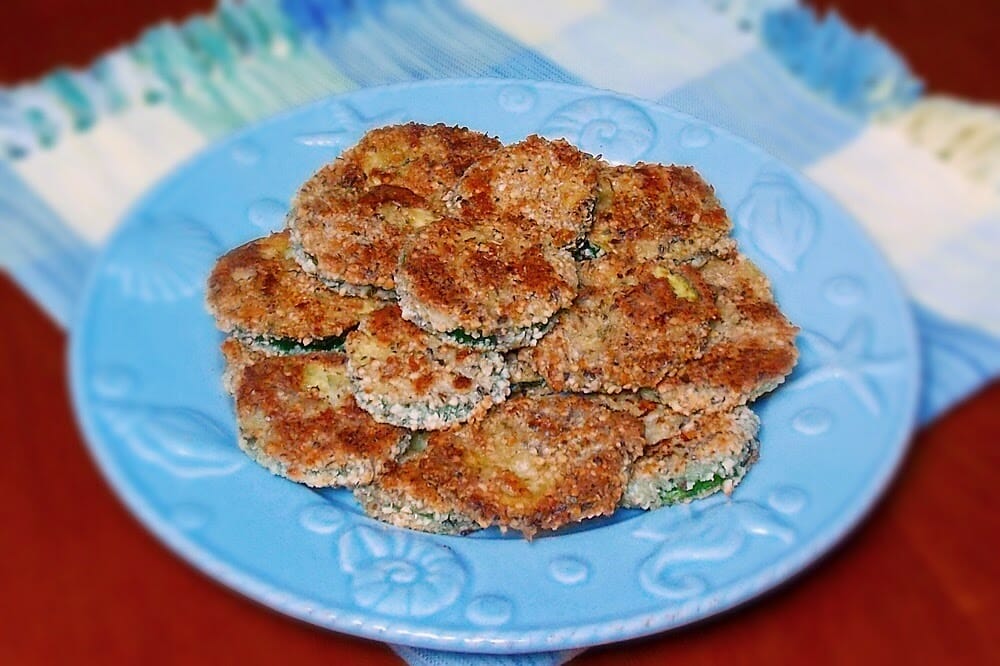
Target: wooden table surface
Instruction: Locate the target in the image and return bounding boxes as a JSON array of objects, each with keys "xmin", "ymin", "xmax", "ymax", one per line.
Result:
[{"xmin": 2, "ymin": 1, "xmax": 998, "ymax": 663}]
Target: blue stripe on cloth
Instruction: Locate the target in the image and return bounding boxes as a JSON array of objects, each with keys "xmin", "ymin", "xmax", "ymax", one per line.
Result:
[
  {"xmin": 280, "ymin": 0, "xmax": 580, "ymax": 86},
  {"xmin": 913, "ymin": 303, "xmax": 1000, "ymax": 424},
  {"xmin": 760, "ymin": 6, "xmax": 922, "ymax": 119},
  {"xmin": 659, "ymin": 48, "xmax": 863, "ymax": 167},
  {"xmin": 0, "ymin": 163, "xmax": 95, "ymax": 327}
]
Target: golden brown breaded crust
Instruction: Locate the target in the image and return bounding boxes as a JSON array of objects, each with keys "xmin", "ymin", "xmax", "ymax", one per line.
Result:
[
  {"xmin": 449, "ymin": 135, "xmax": 600, "ymax": 247},
  {"xmin": 505, "ymin": 350, "xmax": 546, "ymax": 385},
  {"xmin": 388, "ymin": 394, "xmax": 645, "ymax": 538},
  {"xmin": 219, "ymin": 338, "xmax": 266, "ymax": 394},
  {"xmin": 233, "ymin": 351, "xmax": 407, "ymax": 487},
  {"xmin": 656, "ymin": 250, "xmax": 798, "ymax": 413},
  {"xmin": 345, "ymin": 305, "xmax": 508, "ymax": 429},
  {"xmin": 634, "ymin": 406, "xmax": 758, "ymax": 479},
  {"xmin": 206, "ymin": 231, "xmax": 379, "ymax": 341},
  {"xmin": 212, "ymin": 126, "xmax": 800, "ymax": 531},
  {"xmin": 289, "ymin": 124, "xmax": 500, "ymax": 291},
  {"xmin": 528, "ymin": 261, "xmax": 719, "ymax": 393},
  {"xmin": 588, "ymin": 163, "xmax": 731, "ymax": 263},
  {"xmin": 582, "ymin": 390, "xmax": 662, "ymax": 418},
  {"xmin": 396, "ymin": 215, "xmax": 579, "ymax": 339},
  {"xmin": 353, "ymin": 436, "xmax": 482, "ymax": 535},
  {"xmin": 622, "ymin": 406, "xmax": 760, "ymax": 509}
]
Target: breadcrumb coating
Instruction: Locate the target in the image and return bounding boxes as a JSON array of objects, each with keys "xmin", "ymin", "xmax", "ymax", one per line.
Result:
[
  {"xmin": 528, "ymin": 261, "xmax": 720, "ymax": 392},
  {"xmin": 289, "ymin": 123, "xmax": 500, "ymax": 292},
  {"xmin": 229, "ymin": 347, "xmax": 408, "ymax": 487},
  {"xmin": 396, "ymin": 215, "xmax": 578, "ymax": 348},
  {"xmin": 207, "ymin": 231, "xmax": 379, "ymax": 344},
  {"xmin": 448, "ymin": 135, "xmax": 600, "ymax": 247},
  {"xmin": 655, "ymin": 249, "xmax": 798, "ymax": 413},
  {"xmin": 359, "ymin": 394, "xmax": 644, "ymax": 538},
  {"xmin": 588, "ymin": 163, "xmax": 731, "ymax": 263},
  {"xmin": 209, "ymin": 126, "xmax": 801, "ymax": 534},
  {"xmin": 345, "ymin": 305, "xmax": 509, "ymax": 429},
  {"xmin": 623, "ymin": 406, "xmax": 760, "ymax": 509}
]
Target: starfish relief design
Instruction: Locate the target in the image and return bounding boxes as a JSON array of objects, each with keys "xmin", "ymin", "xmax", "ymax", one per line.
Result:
[{"xmin": 791, "ymin": 317, "xmax": 904, "ymax": 415}]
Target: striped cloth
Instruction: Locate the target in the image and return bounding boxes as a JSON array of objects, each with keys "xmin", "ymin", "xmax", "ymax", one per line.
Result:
[{"xmin": 2, "ymin": 1, "xmax": 998, "ymax": 664}]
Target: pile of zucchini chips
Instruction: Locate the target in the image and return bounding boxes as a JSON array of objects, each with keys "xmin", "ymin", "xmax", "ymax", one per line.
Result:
[{"xmin": 207, "ymin": 123, "xmax": 797, "ymax": 538}]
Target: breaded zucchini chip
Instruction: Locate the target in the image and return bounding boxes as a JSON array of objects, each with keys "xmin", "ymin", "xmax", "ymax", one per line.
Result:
[
  {"xmin": 345, "ymin": 305, "xmax": 510, "ymax": 430},
  {"xmin": 655, "ymin": 250, "xmax": 798, "ymax": 414},
  {"xmin": 528, "ymin": 261, "xmax": 719, "ymax": 392},
  {"xmin": 587, "ymin": 163, "xmax": 732, "ymax": 263},
  {"xmin": 396, "ymin": 215, "xmax": 579, "ymax": 351},
  {"xmin": 358, "ymin": 394, "xmax": 644, "ymax": 538},
  {"xmin": 206, "ymin": 231, "xmax": 379, "ymax": 353},
  {"xmin": 353, "ymin": 432, "xmax": 483, "ymax": 535},
  {"xmin": 289, "ymin": 123, "xmax": 500, "ymax": 296},
  {"xmin": 622, "ymin": 406, "xmax": 760, "ymax": 509},
  {"xmin": 448, "ymin": 135, "xmax": 600, "ymax": 247},
  {"xmin": 228, "ymin": 347, "xmax": 409, "ymax": 487}
]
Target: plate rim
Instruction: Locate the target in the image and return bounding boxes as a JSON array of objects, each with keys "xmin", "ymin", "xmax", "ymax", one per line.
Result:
[{"xmin": 68, "ymin": 77, "xmax": 921, "ymax": 653}]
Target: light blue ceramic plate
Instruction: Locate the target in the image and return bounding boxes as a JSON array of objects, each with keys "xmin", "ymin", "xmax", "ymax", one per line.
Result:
[{"xmin": 70, "ymin": 80, "xmax": 919, "ymax": 654}]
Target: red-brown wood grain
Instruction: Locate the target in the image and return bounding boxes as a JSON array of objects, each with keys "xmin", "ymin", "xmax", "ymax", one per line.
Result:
[{"xmin": 1, "ymin": 1, "xmax": 998, "ymax": 664}]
